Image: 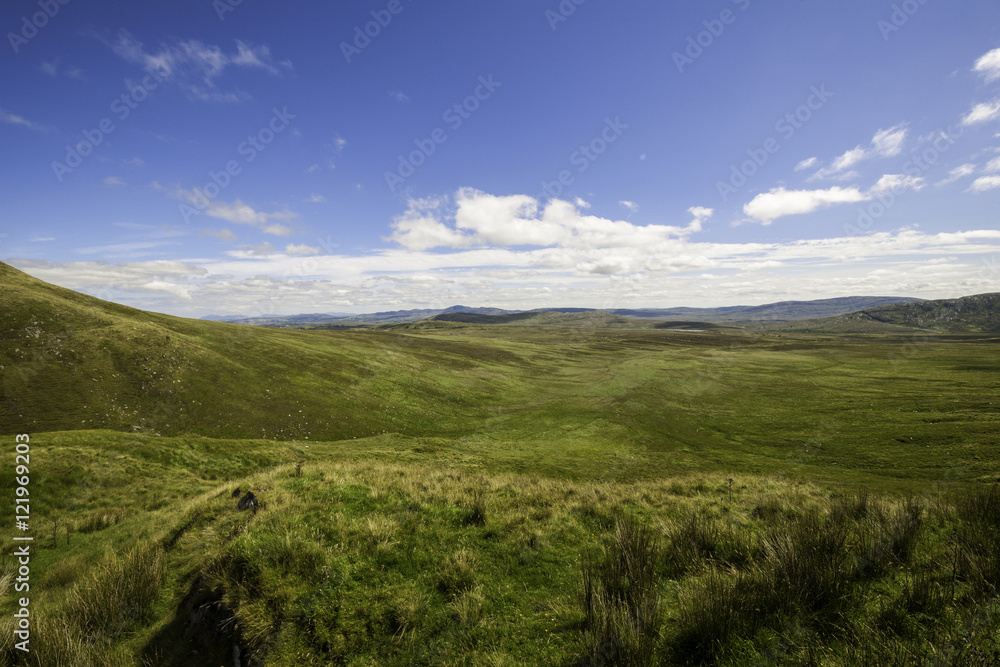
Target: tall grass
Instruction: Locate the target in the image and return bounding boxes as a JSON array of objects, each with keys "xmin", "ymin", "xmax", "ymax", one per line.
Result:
[
  {"xmin": 954, "ymin": 484, "xmax": 1000, "ymax": 598},
  {"xmin": 69, "ymin": 542, "xmax": 166, "ymax": 640},
  {"xmin": 580, "ymin": 516, "xmax": 662, "ymax": 666}
]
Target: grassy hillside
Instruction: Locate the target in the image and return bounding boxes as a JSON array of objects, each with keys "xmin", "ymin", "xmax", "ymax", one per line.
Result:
[
  {"xmin": 2, "ymin": 263, "xmax": 1000, "ymax": 665},
  {"xmin": 771, "ymin": 293, "xmax": 1000, "ymax": 333},
  {"xmin": 854, "ymin": 293, "xmax": 1000, "ymax": 332},
  {"xmin": 1, "ymin": 432, "xmax": 998, "ymax": 665}
]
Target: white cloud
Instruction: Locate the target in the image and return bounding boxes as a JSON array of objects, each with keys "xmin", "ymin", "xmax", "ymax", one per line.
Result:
[
  {"xmin": 262, "ymin": 224, "xmax": 294, "ymax": 236},
  {"xmin": 39, "ymin": 57, "xmax": 85, "ymax": 80},
  {"xmin": 973, "ymin": 47, "xmax": 1000, "ymax": 82},
  {"xmin": 871, "ymin": 125, "xmax": 908, "ymax": 157},
  {"xmin": 870, "ymin": 174, "xmax": 925, "ymax": 193},
  {"xmin": 968, "ymin": 176, "xmax": 1000, "ymax": 193},
  {"xmin": 388, "ymin": 90, "xmax": 409, "ymax": 103},
  {"xmin": 810, "ymin": 124, "xmax": 908, "ymax": 180},
  {"xmin": 304, "ymin": 193, "xmax": 326, "ymax": 203},
  {"xmin": 75, "ymin": 241, "xmax": 172, "ymax": 257},
  {"xmin": 234, "ymin": 243, "xmax": 275, "ymax": 257},
  {"xmin": 962, "ymin": 100, "xmax": 1000, "ymax": 126},
  {"xmin": 15, "ymin": 224, "xmax": 1000, "ymax": 318},
  {"xmin": 745, "ymin": 172, "xmax": 928, "ymax": 224},
  {"xmin": 0, "ymin": 108, "xmax": 43, "ymax": 131},
  {"xmin": 103, "ymin": 176, "xmax": 126, "ymax": 187},
  {"xmin": 100, "ymin": 29, "xmax": 290, "ymax": 102},
  {"xmin": 388, "ymin": 197, "xmax": 472, "ymax": 251},
  {"xmin": 29, "ymin": 236, "xmax": 55, "ymax": 242},
  {"xmin": 619, "ymin": 200, "xmax": 639, "ymax": 212},
  {"xmin": 794, "ymin": 157, "xmax": 818, "ymax": 172},
  {"xmin": 743, "ymin": 186, "xmax": 867, "ymax": 224},
  {"xmin": 936, "ymin": 163, "xmax": 977, "ymax": 186},
  {"xmin": 389, "ymin": 190, "xmax": 708, "ymax": 252},
  {"xmin": 984, "ymin": 156, "xmax": 1000, "ymax": 173},
  {"xmin": 285, "ymin": 244, "xmax": 322, "ymax": 256},
  {"xmin": 305, "ymin": 164, "xmax": 321, "ymax": 174},
  {"xmin": 170, "ymin": 188, "xmax": 297, "ymax": 233}
]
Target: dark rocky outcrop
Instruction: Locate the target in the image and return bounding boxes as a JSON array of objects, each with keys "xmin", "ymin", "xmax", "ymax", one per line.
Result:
[{"xmin": 237, "ymin": 491, "xmax": 259, "ymax": 512}]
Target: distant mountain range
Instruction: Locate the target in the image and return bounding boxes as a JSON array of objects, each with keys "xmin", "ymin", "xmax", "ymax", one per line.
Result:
[{"xmin": 210, "ymin": 296, "xmax": 927, "ymax": 328}]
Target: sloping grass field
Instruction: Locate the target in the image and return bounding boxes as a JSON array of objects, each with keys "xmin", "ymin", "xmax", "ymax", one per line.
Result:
[{"xmin": 1, "ymin": 263, "xmax": 999, "ymax": 664}]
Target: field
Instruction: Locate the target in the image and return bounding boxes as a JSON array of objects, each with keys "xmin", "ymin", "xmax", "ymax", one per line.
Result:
[{"xmin": 1, "ymin": 264, "xmax": 1000, "ymax": 665}]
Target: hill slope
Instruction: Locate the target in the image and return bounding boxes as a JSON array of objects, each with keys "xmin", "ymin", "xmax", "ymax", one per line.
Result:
[
  {"xmin": 852, "ymin": 292, "xmax": 1000, "ymax": 332},
  {"xmin": 771, "ymin": 293, "xmax": 1000, "ymax": 333},
  {"xmin": 0, "ymin": 262, "xmax": 530, "ymax": 439}
]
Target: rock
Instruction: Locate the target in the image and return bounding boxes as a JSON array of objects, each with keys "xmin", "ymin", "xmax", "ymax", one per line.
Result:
[
  {"xmin": 237, "ymin": 491, "xmax": 259, "ymax": 511},
  {"xmin": 231, "ymin": 487, "xmax": 241, "ymax": 498}
]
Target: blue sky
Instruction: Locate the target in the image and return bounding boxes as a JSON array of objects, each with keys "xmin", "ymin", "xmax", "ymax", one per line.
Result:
[{"xmin": 1, "ymin": 0, "xmax": 999, "ymax": 317}]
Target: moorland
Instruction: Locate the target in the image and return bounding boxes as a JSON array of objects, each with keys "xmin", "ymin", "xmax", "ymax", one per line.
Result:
[{"xmin": 1, "ymin": 261, "xmax": 998, "ymax": 665}]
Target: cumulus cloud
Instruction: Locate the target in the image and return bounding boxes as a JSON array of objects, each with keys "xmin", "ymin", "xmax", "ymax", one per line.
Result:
[
  {"xmin": 388, "ymin": 197, "xmax": 472, "ymax": 251},
  {"xmin": 744, "ymin": 171, "xmax": 930, "ymax": 225},
  {"xmin": 99, "ymin": 29, "xmax": 291, "ymax": 102},
  {"xmin": 304, "ymin": 193, "xmax": 326, "ymax": 203},
  {"xmin": 968, "ymin": 175, "xmax": 1000, "ymax": 193},
  {"xmin": 388, "ymin": 190, "xmax": 710, "ymax": 252},
  {"xmin": 103, "ymin": 176, "xmax": 126, "ymax": 187},
  {"xmin": 809, "ymin": 124, "xmax": 908, "ymax": 180},
  {"xmin": 973, "ymin": 47, "xmax": 1000, "ymax": 82},
  {"xmin": 619, "ymin": 200, "xmax": 639, "ymax": 212},
  {"xmin": 962, "ymin": 100, "xmax": 1000, "ymax": 126},
  {"xmin": 743, "ymin": 186, "xmax": 867, "ymax": 224}
]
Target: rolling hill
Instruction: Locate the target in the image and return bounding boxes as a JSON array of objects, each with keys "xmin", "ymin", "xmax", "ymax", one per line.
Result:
[
  {"xmin": 0, "ymin": 262, "xmax": 531, "ymax": 440},
  {"xmin": 204, "ymin": 296, "xmax": 924, "ymax": 328},
  {"xmin": 768, "ymin": 292, "xmax": 1000, "ymax": 333},
  {"xmin": 3, "ymin": 261, "xmax": 1000, "ymax": 666}
]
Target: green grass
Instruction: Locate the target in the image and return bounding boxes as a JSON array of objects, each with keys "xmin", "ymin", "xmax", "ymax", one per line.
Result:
[{"xmin": 2, "ymin": 262, "xmax": 1000, "ymax": 664}]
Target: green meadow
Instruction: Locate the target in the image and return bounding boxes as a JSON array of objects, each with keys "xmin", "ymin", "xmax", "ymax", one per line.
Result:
[{"xmin": 1, "ymin": 263, "xmax": 999, "ymax": 665}]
